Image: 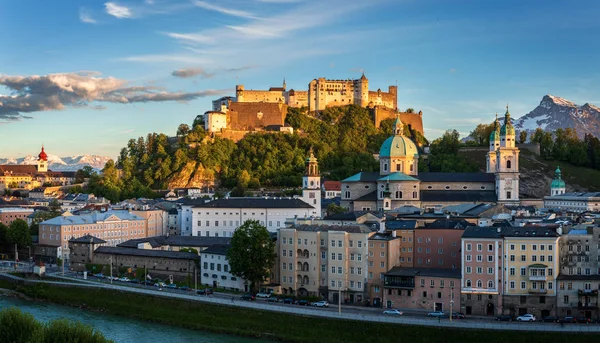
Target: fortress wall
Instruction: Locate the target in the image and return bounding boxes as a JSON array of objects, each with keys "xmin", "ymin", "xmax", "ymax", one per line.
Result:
[
  {"xmin": 242, "ymin": 90, "xmax": 286, "ymax": 103},
  {"xmin": 370, "ymin": 106, "xmax": 424, "ymax": 135},
  {"xmin": 228, "ymin": 103, "xmax": 287, "ymax": 131}
]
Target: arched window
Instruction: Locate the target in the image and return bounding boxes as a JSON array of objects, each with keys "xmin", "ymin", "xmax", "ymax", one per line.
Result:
[
  {"xmin": 488, "ymin": 280, "xmax": 494, "ymax": 289},
  {"xmin": 476, "ymin": 280, "xmax": 483, "ymax": 288},
  {"xmin": 303, "ymin": 276, "xmax": 309, "ymax": 285},
  {"xmin": 297, "ymin": 262, "xmax": 302, "ymax": 271},
  {"xmin": 507, "ymin": 160, "xmax": 511, "ymax": 169},
  {"xmin": 466, "ymin": 279, "xmax": 471, "ymax": 287},
  {"xmin": 395, "ymin": 191, "xmax": 403, "ymax": 199},
  {"xmin": 412, "ymin": 191, "xmax": 417, "ymax": 198},
  {"xmin": 385, "ymin": 201, "xmax": 389, "ymax": 208},
  {"xmin": 396, "ymin": 163, "xmax": 401, "ymax": 171},
  {"xmin": 303, "ymin": 250, "xmax": 309, "ymax": 258},
  {"xmin": 383, "ymin": 163, "xmax": 388, "ymax": 172},
  {"xmin": 303, "ymin": 262, "xmax": 309, "ymax": 271},
  {"xmin": 344, "ymin": 191, "xmax": 350, "ymax": 199}
]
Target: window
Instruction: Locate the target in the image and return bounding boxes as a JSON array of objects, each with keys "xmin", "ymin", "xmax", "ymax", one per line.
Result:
[
  {"xmin": 357, "ymin": 268, "xmax": 362, "ymax": 275},
  {"xmin": 510, "ymin": 267, "xmax": 515, "ymax": 276},
  {"xmin": 331, "ymin": 253, "xmax": 335, "ymax": 260},
  {"xmin": 380, "ymin": 262, "xmax": 385, "ymax": 268},
  {"xmin": 466, "ymin": 255, "xmax": 472, "ymax": 262},
  {"xmin": 487, "ymin": 255, "xmax": 493, "ymax": 262},
  {"xmin": 338, "ymin": 240, "xmax": 343, "ymax": 248},
  {"xmin": 521, "ymin": 255, "xmax": 526, "ymax": 262},
  {"xmin": 477, "ymin": 244, "xmax": 482, "ymax": 251},
  {"xmin": 321, "ymin": 251, "xmax": 326, "ymax": 259},
  {"xmin": 488, "ymin": 280, "xmax": 494, "ymax": 288},
  {"xmin": 349, "ymin": 240, "xmax": 353, "ymax": 247},
  {"xmin": 520, "ymin": 267, "xmax": 526, "ymax": 276},
  {"xmin": 289, "ymin": 263, "xmax": 292, "ymax": 270},
  {"xmin": 320, "ymin": 239, "xmax": 325, "ymax": 246},
  {"xmin": 331, "ymin": 240, "xmax": 335, "ymax": 247},
  {"xmin": 476, "ymin": 255, "xmax": 483, "ymax": 262},
  {"xmin": 466, "ymin": 266, "xmax": 471, "ymax": 274},
  {"xmin": 358, "ymin": 241, "xmax": 363, "ymax": 248},
  {"xmin": 521, "ymin": 281, "xmax": 526, "ymax": 289},
  {"xmin": 487, "ymin": 267, "xmax": 493, "ymax": 274},
  {"xmin": 465, "ymin": 279, "xmax": 471, "ymax": 287},
  {"xmin": 331, "ymin": 266, "xmax": 335, "ymax": 274},
  {"xmin": 430, "ymin": 280, "xmax": 435, "ymax": 287},
  {"xmin": 338, "ymin": 253, "xmax": 343, "ymax": 260},
  {"xmin": 510, "ymin": 255, "xmax": 515, "ymax": 261},
  {"xmin": 476, "ymin": 280, "xmax": 483, "ymax": 288},
  {"xmin": 466, "ymin": 243, "xmax": 472, "ymax": 251},
  {"xmin": 338, "ymin": 267, "xmax": 342, "ymax": 274},
  {"xmin": 563, "ymin": 295, "xmax": 569, "ymax": 304},
  {"xmin": 476, "ymin": 267, "xmax": 482, "ymax": 274},
  {"xmin": 282, "ymin": 250, "xmax": 287, "ymax": 257},
  {"xmin": 440, "ymin": 280, "xmax": 445, "ymax": 287},
  {"xmin": 510, "ymin": 244, "xmax": 515, "ymax": 250},
  {"xmin": 420, "ymin": 279, "xmax": 425, "ymax": 287},
  {"xmin": 321, "ymin": 265, "xmax": 326, "ymax": 272}
]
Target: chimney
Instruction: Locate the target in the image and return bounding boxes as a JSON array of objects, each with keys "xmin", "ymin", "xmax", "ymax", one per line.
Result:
[{"xmin": 392, "ymin": 230, "xmax": 397, "ymax": 238}]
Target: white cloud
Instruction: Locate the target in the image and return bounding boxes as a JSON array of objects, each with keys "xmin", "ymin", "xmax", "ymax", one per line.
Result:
[
  {"xmin": 192, "ymin": 0, "xmax": 256, "ymax": 19},
  {"xmin": 119, "ymin": 54, "xmax": 211, "ymax": 64},
  {"xmin": 79, "ymin": 8, "xmax": 97, "ymax": 24},
  {"xmin": 105, "ymin": 2, "xmax": 132, "ymax": 19},
  {"xmin": 0, "ymin": 72, "xmax": 230, "ymax": 121},
  {"xmin": 171, "ymin": 67, "xmax": 214, "ymax": 78},
  {"xmin": 163, "ymin": 32, "xmax": 213, "ymax": 44}
]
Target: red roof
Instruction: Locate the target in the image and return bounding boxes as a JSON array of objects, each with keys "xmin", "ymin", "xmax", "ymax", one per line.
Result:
[
  {"xmin": 323, "ymin": 181, "xmax": 341, "ymax": 191},
  {"xmin": 38, "ymin": 146, "xmax": 48, "ymax": 161}
]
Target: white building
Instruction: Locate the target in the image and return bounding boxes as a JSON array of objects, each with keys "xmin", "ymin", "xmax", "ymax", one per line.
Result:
[
  {"xmin": 298, "ymin": 147, "xmax": 321, "ymax": 218},
  {"xmin": 200, "ymin": 244, "xmax": 247, "ymax": 292},
  {"xmin": 486, "ymin": 108, "xmax": 520, "ymax": 204},
  {"xmin": 191, "ymin": 198, "xmax": 315, "ymax": 237},
  {"xmin": 544, "ymin": 192, "xmax": 600, "ymax": 213}
]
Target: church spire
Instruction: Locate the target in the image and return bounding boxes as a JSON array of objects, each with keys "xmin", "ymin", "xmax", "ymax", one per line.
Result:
[
  {"xmin": 393, "ymin": 114, "xmax": 404, "ymax": 136},
  {"xmin": 283, "ymin": 77, "xmax": 286, "ymax": 91}
]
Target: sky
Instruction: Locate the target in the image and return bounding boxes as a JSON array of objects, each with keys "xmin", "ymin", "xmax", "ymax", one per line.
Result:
[{"xmin": 1, "ymin": 0, "xmax": 600, "ymax": 159}]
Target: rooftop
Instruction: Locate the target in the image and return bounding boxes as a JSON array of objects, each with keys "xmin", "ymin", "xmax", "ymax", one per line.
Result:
[
  {"xmin": 420, "ymin": 190, "xmax": 497, "ymax": 203},
  {"xmin": 40, "ymin": 210, "xmax": 144, "ymax": 225},
  {"xmin": 201, "ymin": 244, "xmax": 230, "ymax": 256},
  {"xmin": 462, "ymin": 226, "xmax": 503, "ymax": 239},
  {"xmin": 69, "ymin": 234, "xmax": 106, "ymax": 244},
  {"xmin": 94, "ymin": 246, "xmax": 199, "ymax": 260},
  {"xmin": 417, "ymin": 172, "xmax": 496, "ymax": 183},
  {"xmin": 369, "ymin": 233, "xmax": 400, "ymax": 241},
  {"xmin": 192, "ymin": 198, "xmax": 313, "ymax": 209},
  {"xmin": 118, "ymin": 235, "xmax": 231, "ymax": 249},
  {"xmin": 286, "ymin": 224, "xmax": 372, "ymax": 234}
]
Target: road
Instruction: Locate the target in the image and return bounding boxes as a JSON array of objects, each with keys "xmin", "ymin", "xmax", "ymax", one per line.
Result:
[{"xmin": 4, "ymin": 271, "xmax": 600, "ymax": 333}]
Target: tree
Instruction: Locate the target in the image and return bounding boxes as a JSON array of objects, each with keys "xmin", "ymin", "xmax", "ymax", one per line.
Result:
[
  {"xmin": 8, "ymin": 219, "xmax": 31, "ymax": 250},
  {"xmin": 0, "ymin": 223, "xmax": 9, "ymax": 252},
  {"xmin": 48, "ymin": 199, "xmax": 62, "ymax": 213},
  {"xmin": 326, "ymin": 203, "xmax": 346, "ymax": 216},
  {"xmin": 227, "ymin": 220, "xmax": 276, "ymax": 293},
  {"xmin": 468, "ymin": 123, "xmax": 495, "ymax": 146},
  {"xmin": 179, "ymin": 247, "xmax": 199, "ymax": 255},
  {"xmin": 177, "ymin": 123, "xmax": 191, "ymax": 137},
  {"xmin": 519, "ymin": 130, "xmax": 528, "ymax": 144},
  {"xmin": 405, "ymin": 108, "xmax": 415, "ymax": 113}
]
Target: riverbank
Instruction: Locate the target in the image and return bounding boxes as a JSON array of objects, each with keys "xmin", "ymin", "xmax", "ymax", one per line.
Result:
[{"xmin": 0, "ymin": 278, "xmax": 598, "ymax": 343}]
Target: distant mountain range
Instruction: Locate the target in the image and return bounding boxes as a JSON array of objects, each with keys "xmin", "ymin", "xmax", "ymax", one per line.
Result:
[
  {"xmin": 0, "ymin": 154, "xmax": 112, "ymax": 171},
  {"xmin": 514, "ymin": 95, "xmax": 600, "ymax": 138}
]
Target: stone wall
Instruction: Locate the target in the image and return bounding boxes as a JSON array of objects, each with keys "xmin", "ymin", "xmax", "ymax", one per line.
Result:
[
  {"xmin": 93, "ymin": 252, "xmax": 198, "ymax": 282},
  {"xmin": 228, "ymin": 102, "xmax": 287, "ymax": 131},
  {"xmin": 461, "ymin": 293, "xmax": 501, "ymax": 316},
  {"xmin": 370, "ymin": 106, "xmax": 424, "ymax": 136},
  {"xmin": 501, "ymin": 294, "xmax": 556, "ymax": 317}
]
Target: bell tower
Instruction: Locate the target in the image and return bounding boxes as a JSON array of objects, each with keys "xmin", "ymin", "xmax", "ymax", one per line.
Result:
[
  {"xmin": 495, "ymin": 106, "xmax": 520, "ymax": 204},
  {"xmin": 37, "ymin": 145, "xmax": 48, "ymax": 173},
  {"xmin": 302, "ymin": 147, "xmax": 321, "ymax": 218}
]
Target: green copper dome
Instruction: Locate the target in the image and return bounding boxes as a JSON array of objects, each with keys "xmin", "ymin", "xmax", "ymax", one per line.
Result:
[
  {"xmin": 379, "ymin": 115, "xmax": 419, "ymax": 158},
  {"xmin": 489, "ymin": 114, "xmax": 501, "ymax": 141},
  {"xmin": 500, "ymin": 107, "xmax": 515, "ymax": 136},
  {"xmin": 551, "ymin": 166, "xmax": 566, "ymax": 189}
]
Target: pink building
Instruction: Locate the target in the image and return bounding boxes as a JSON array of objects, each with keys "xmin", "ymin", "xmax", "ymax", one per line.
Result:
[
  {"xmin": 460, "ymin": 226, "xmax": 503, "ymax": 316},
  {"xmin": 413, "ymin": 222, "xmax": 466, "ymax": 270},
  {"xmin": 383, "ymin": 267, "xmax": 461, "ymax": 312}
]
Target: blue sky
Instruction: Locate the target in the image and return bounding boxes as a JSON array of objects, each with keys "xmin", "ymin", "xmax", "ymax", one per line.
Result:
[{"xmin": 1, "ymin": 0, "xmax": 600, "ymax": 159}]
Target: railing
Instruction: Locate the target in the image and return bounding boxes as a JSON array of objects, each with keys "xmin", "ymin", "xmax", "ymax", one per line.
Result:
[
  {"xmin": 578, "ymin": 289, "xmax": 599, "ymax": 296},
  {"xmin": 578, "ymin": 303, "xmax": 599, "ymax": 309},
  {"xmin": 528, "ymin": 275, "xmax": 547, "ymax": 281}
]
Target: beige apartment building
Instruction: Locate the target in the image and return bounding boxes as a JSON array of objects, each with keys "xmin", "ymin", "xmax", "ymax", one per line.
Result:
[
  {"xmin": 367, "ymin": 233, "xmax": 401, "ymax": 307},
  {"xmin": 278, "ymin": 224, "xmax": 372, "ymax": 304},
  {"xmin": 38, "ymin": 210, "xmax": 147, "ymax": 260},
  {"xmin": 0, "ymin": 207, "xmax": 34, "ymax": 226},
  {"xmin": 132, "ymin": 209, "xmax": 167, "ymax": 237}
]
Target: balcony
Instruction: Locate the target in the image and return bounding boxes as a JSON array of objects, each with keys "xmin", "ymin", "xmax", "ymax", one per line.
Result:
[
  {"xmin": 578, "ymin": 289, "xmax": 599, "ymax": 296},
  {"xmin": 528, "ymin": 275, "xmax": 547, "ymax": 281},
  {"xmin": 528, "ymin": 289, "xmax": 548, "ymax": 294},
  {"xmin": 578, "ymin": 302, "xmax": 599, "ymax": 310}
]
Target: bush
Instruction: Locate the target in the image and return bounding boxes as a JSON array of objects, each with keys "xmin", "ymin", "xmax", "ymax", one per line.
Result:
[
  {"xmin": 44, "ymin": 319, "xmax": 112, "ymax": 343},
  {"xmin": 0, "ymin": 307, "xmax": 44, "ymax": 343},
  {"xmin": 0, "ymin": 308, "xmax": 113, "ymax": 343}
]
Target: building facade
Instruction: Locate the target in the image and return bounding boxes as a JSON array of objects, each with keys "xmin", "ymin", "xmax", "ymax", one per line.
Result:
[
  {"xmin": 501, "ymin": 227, "xmax": 560, "ymax": 318},
  {"xmin": 557, "ymin": 226, "xmax": 600, "ymax": 319},
  {"xmin": 414, "ymin": 227, "xmax": 463, "ymax": 270},
  {"xmin": 367, "ymin": 233, "xmax": 401, "ymax": 307},
  {"xmin": 132, "ymin": 209, "xmax": 167, "ymax": 237},
  {"xmin": 486, "ymin": 109, "xmax": 520, "ymax": 204},
  {"xmin": 278, "ymin": 224, "xmax": 371, "ymax": 304},
  {"xmin": 38, "ymin": 211, "xmax": 147, "ymax": 259},
  {"xmin": 0, "ymin": 207, "xmax": 34, "ymax": 226},
  {"xmin": 200, "ymin": 244, "xmax": 247, "ymax": 292},
  {"xmin": 383, "ymin": 267, "xmax": 461, "ymax": 312},
  {"xmin": 460, "ymin": 226, "xmax": 504, "ymax": 316}
]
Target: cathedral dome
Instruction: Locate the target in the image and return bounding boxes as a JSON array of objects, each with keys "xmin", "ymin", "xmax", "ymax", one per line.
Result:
[
  {"xmin": 38, "ymin": 146, "xmax": 48, "ymax": 161},
  {"xmin": 379, "ymin": 116, "xmax": 418, "ymax": 158},
  {"xmin": 551, "ymin": 166, "xmax": 565, "ymax": 189},
  {"xmin": 490, "ymin": 114, "xmax": 501, "ymax": 142}
]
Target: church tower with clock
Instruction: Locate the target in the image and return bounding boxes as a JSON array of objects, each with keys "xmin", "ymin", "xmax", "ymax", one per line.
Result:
[
  {"xmin": 301, "ymin": 147, "xmax": 322, "ymax": 218},
  {"xmin": 493, "ymin": 106, "xmax": 520, "ymax": 204}
]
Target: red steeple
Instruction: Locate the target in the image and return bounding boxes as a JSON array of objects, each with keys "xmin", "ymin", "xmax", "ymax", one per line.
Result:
[{"xmin": 38, "ymin": 145, "xmax": 48, "ymax": 161}]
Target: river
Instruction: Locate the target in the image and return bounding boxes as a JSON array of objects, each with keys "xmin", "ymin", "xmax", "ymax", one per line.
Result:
[{"xmin": 0, "ymin": 295, "xmax": 268, "ymax": 343}]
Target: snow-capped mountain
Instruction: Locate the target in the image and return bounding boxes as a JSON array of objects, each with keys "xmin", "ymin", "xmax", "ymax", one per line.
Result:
[
  {"xmin": 514, "ymin": 95, "xmax": 600, "ymax": 138},
  {"xmin": 0, "ymin": 154, "xmax": 112, "ymax": 171}
]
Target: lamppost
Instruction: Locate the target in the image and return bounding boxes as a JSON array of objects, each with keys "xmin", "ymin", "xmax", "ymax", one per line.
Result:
[
  {"xmin": 109, "ymin": 257, "xmax": 113, "ymax": 284},
  {"xmin": 144, "ymin": 263, "xmax": 147, "ymax": 287},
  {"xmin": 338, "ymin": 281, "xmax": 342, "ymax": 315},
  {"xmin": 450, "ymin": 288, "xmax": 454, "ymax": 322}
]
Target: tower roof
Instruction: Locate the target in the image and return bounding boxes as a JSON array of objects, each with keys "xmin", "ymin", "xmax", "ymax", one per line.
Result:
[
  {"xmin": 551, "ymin": 166, "xmax": 566, "ymax": 189},
  {"xmin": 38, "ymin": 146, "xmax": 48, "ymax": 161},
  {"xmin": 500, "ymin": 105, "xmax": 515, "ymax": 136},
  {"xmin": 490, "ymin": 113, "xmax": 501, "ymax": 141},
  {"xmin": 379, "ymin": 116, "xmax": 418, "ymax": 158}
]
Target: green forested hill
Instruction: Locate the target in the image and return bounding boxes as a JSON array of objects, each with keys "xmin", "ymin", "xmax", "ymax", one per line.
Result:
[{"xmin": 87, "ymin": 105, "xmax": 428, "ymax": 202}]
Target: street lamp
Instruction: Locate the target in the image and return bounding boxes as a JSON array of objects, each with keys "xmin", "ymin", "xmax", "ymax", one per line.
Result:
[
  {"xmin": 109, "ymin": 257, "xmax": 113, "ymax": 284},
  {"xmin": 450, "ymin": 288, "xmax": 454, "ymax": 322}
]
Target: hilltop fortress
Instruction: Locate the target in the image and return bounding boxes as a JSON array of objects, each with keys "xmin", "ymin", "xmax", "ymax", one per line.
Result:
[{"xmin": 201, "ymin": 74, "xmax": 424, "ymax": 141}]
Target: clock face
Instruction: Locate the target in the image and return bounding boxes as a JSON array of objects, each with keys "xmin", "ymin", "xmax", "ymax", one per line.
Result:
[{"xmin": 505, "ymin": 179, "xmax": 512, "ymax": 187}]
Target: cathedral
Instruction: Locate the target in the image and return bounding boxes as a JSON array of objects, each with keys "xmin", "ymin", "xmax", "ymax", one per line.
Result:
[{"xmin": 340, "ymin": 108, "xmax": 520, "ymax": 211}]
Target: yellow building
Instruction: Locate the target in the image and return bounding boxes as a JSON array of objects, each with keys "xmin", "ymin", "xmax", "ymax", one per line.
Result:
[{"xmin": 502, "ymin": 227, "xmax": 560, "ymax": 318}]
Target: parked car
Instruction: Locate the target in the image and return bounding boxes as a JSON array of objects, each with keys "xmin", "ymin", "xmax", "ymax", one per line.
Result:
[
  {"xmin": 576, "ymin": 317, "xmax": 591, "ymax": 324},
  {"xmin": 154, "ymin": 282, "xmax": 167, "ymax": 288},
  {"xmin": 427, "ymin": 311, "xmax": 445, "ymax": 318},
  {"xmin": 451, "ymin": 312, "xmax": 466, "ymax": 319},
  {"xmin": 166, "ymin": 284, "xmax": 178, "ymax": 289},
  {"xmin": 313, "ymin": 301, "xmax": 329, "ymax": 308},
  {"xmin": 282, "ymin": 298, "xmax": 294, "ymax": 304},
  {"xmin": 241, "ymin": 293, "xmax": 256, "ymax": 301},
  {"xmin": 94, "ymin": 273, "xmax": 105, "ymax": 279},
  {"xmin": 560, "ymin": 316, "xmax": 577, "ymax": 324},
  {"xmin": 256, "ymin": 292, "xmax": 271, "ymax": 298},
  {"xmin": 179, "ymin": 286, "xmax": 191, "ymax": 291},
  {"xmin": 516, "ymin": 314, "xmax": 536, "ymax": 322},
  {"xmin": 266, "ymin": 297, "xmax": 279, "ymax": 302},
  {"xmin": 496, "ymin": 315, "xmax": 514, "ymax": 322},
  {"xmin": 542, "ymin": 316, "xmax": 559, "ymax": 323},
  {"xmin": 297, "ymin": 300, "xmax": 310, "ymax": 306},
  {"xmin": 118, "ymin": 277, "xmax": 130, "ymax": 282},
  {"xmin": 383, "ymin": 309, "xmax": 403, "ymax": 316}
]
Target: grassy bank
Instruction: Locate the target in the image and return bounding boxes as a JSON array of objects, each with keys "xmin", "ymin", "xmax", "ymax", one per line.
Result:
[{"xmin": 0, "ymin": 279, "xmax": 598, "ymax": 343}]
